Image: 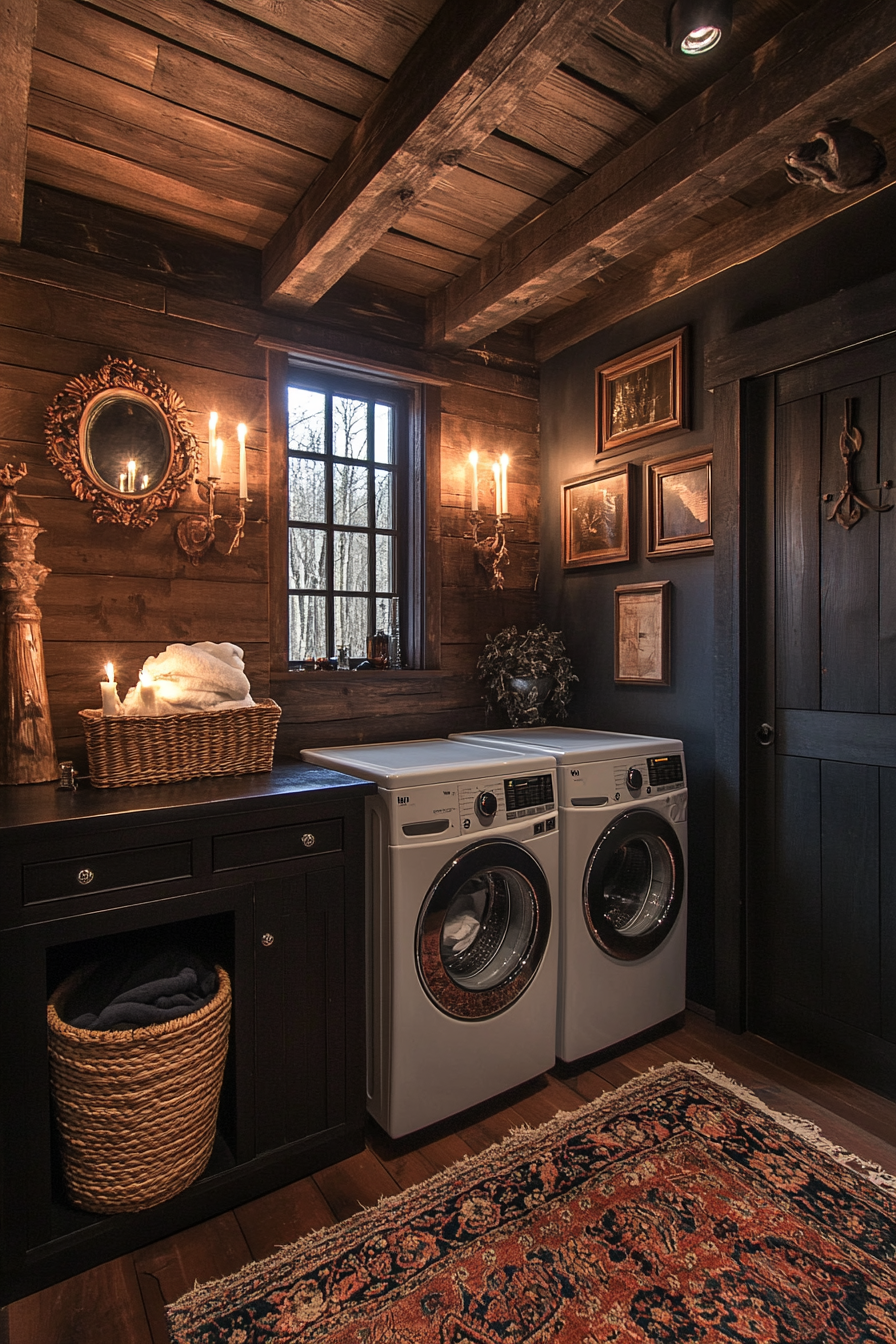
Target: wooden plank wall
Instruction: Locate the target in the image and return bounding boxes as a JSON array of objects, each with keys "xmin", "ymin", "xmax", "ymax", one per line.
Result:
[{"xmin": 0, "ymin": 188, "xmax": 539, "ymax": 769}]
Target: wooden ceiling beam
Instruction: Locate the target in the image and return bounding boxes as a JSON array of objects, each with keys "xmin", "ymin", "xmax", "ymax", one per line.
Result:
[
  {"xmin": 0, "ymin": 0, "xmax": 38, "ymax": 243},
  {"xmin": 261, "ymin": 0, "xmax": 616, "ymax": 313},
  {"xmin": 427, "ymin": 0, "xmax": 896, "ymax": 351},
  {"xmin": 534, "ymin": 143, "xmax": 896, "ymax": 363}
]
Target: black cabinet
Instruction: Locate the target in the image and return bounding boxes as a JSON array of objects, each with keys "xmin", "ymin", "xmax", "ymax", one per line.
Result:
[{"xmin": 0, "ymin": 762, "xmax": 373, "ymax": 1305}]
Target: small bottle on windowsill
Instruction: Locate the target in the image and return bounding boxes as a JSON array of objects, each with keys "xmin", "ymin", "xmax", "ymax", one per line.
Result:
[
  {"xmin": 367, "ymin": 630, "xmax": 389, "ymax": 668},
  {"xmin": 388, "ymin": 597, "xmax": 402, "ymax": 670}
]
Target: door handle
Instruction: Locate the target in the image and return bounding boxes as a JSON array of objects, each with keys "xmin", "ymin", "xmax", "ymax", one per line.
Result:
[{"xmin": 756, "ymin": 723, "xmax": 775, "ymax": 747}]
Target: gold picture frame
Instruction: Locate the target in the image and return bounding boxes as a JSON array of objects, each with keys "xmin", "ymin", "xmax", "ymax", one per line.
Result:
[
  {"xmin": 646, "ymin": 448, "xmax": 713, "ymax": 558},
  {"xmin": 596, "ymin": 329, "xmax": 686, "ymax": 455},
  {"xmin": 562, "ymin": 464, "xmax": 633, "ymax": 568},
  {"xmin": 614, "ymin": 581, "xmax": 671, "ymax": 685}
]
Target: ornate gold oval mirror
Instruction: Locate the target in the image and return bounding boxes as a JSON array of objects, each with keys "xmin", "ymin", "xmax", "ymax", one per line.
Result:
[{"xmin": 46, "ymin": 356, "xmax": 199, "ymax": 528}]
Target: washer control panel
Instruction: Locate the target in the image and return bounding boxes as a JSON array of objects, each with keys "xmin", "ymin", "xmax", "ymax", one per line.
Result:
[
  {"xmin": 503, "ymin": 772, "xmax": 555, "ymax": 820},
  {"xmin": 390, "ymin": 771, "xmax": 557, "ymax": 842}
]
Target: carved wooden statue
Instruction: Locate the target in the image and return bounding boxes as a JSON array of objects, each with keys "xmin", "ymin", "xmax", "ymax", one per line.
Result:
[{"xmin": 0, "ymin": 464, "xmax": 58, "ymax": 784}]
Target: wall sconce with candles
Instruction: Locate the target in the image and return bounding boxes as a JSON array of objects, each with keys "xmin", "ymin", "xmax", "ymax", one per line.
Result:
[
  {"xmin": 175, "ymin": 414, "xmax": 252, "ymax": 564},
  {"xmin": 466, "ymin": 450, "xmax": 512, "ymax": 590}
]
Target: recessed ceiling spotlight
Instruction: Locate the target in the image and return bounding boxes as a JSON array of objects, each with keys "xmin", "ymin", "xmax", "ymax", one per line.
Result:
[{"xmin": 666, "ymin": 0, "xmax": 733, "ymax": 56}]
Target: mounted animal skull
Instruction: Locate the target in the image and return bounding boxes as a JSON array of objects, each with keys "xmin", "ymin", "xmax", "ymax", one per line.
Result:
[{"xmin": 784, "ymin": 121, "xmax": 886, "ymax": 194}]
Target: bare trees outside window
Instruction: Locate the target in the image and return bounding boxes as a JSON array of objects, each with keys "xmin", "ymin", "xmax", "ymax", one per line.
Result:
[{"xmin": 287, "ymin": 374, "xmax": 405, "ymax": 664}]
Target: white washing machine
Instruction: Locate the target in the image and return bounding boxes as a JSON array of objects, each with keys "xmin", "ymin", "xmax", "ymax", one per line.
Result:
[
  {"xmin": 300, "ymin": 738, "xmax": 559, "ymax": 1137},
  {"xmin": 452, "ymin": 728, "xmax": 687, "ymax": 1065}
]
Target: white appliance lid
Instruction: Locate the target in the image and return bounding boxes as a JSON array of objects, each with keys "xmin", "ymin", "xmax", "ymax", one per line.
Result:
[
  {"xmin": 301, "ymin": 737, "xmax": 556, "ymax": 785},
  {"xmin": 451, "ymin": 727, "xmax": 684, "ymax": 764}
]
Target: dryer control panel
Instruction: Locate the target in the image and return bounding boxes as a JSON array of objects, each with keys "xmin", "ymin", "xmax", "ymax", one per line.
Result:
[{"xmin": 565, "ymin": 754, "xmax": 687, "ymax": 806}]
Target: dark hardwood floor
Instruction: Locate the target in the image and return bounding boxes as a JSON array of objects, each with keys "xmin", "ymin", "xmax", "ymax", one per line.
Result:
[{"xmin": 4, "ymin": 1011, "xmax": 896, "ymax": 1344}]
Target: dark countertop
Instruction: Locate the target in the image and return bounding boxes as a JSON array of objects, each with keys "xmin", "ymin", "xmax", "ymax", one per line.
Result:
[{"xmin": 0, "ymin": 757, "xmax": 375, "ymax": 839}]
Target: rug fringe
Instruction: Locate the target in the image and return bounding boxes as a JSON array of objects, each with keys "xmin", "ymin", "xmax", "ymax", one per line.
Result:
[{"xmin": 681, "ymin": 1058, "xmax": 896, "ymax": 1196}]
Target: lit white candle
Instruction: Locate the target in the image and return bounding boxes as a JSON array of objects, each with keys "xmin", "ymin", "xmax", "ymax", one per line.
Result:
[
  {"xmin": 208, "ymin": 411, "xmax": 218, "ymax": 477},
  {"xmin": 237, "ymin": 423, "xmax": 248, "ymax": 500},
  {"xmin": 127, "ymin": 460, "xmax": 136, "ymax": 493},
  {"xmin": 214, "ymin": 436, "xmax": 224, "ymax": 480},
  {"xmin": 136, "ymin": 670, "xmax": 158, "ymax": 716},
  {"xmin": 468, "ymin": 450, "xmax": 478, "ymax": 512},
  {"xmin": 101, "ymin": 662, "xmax": 118, "ymax": 717},
  {"xmin": 492, "ymin": 461, "xmax": 501, "ymax": 513},
  {"xmin": 500, "ymin": 453, "xmax": 509, "ymax": 516},
  {"xmin": 141, "ymin": 473, "xmax": 149, "ymax": 491},
  {"xmin": 119, "ymin": 472, "xmax": 126, "ymax": 492}
]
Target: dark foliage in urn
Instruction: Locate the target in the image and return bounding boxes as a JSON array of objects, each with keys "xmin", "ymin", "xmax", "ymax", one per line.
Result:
[
  {"xmin": 477, "ymin": 624, "xmax": 577, "ymax": 726},
  {"xmin": 784, "ymin": 122, "xmax": 886, "ymax": 194}
]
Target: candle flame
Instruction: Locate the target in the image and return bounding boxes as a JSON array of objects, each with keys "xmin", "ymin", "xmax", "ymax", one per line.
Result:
[
  {"xmin": 499, "ymin": 452, "xmax": 510, "ymax": 469},
  {"xmin": 237, "ymin": 423, "xmax": 247, "ymax": 447},
  {"xmin": 468, "ymin": 450, "xmax": 478, "ymax": 466},
  {"xmin": 104, "ymin": 662, "xmax": 114, "ymax": 683}
]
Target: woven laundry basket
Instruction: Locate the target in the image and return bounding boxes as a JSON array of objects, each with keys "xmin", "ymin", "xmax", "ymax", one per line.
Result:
[
  {"xmin": 79, "ymin": 699, "xmax": 281, "ymax": 788},
  {"xmin": 47, "ymin": 965, "xmax": 232, "ymax": 1214}
]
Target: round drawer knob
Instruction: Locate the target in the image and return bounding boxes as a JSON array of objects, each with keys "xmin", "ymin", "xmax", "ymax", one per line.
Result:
[
  {"xmin": 77, "ymin": 868, "xmax": 95, "ymax": 886},
  {"xmin": 302, "ymin": 832, "xmax": 316, "ymax": 848},
  {"xmin": 261, "ymin": 933, "xmax": 275, "ymax": 947}
]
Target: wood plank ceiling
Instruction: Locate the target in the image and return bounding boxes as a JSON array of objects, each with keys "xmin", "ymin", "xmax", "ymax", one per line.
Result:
[{"xmin": 6, "ymin": 0, "xmax": 896, "ymax": 361}]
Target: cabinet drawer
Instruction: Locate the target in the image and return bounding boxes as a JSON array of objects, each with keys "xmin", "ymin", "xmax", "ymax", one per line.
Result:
[
  {"xmin": 23, "ymin": 842, "xmax": 193, "ymax": 905},
  {"xmin": 213, "ymin": 818, "xmax": 342, "ymax": 871}
]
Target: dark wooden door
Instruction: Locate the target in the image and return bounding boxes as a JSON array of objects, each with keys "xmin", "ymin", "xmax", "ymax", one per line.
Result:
[{"xmin": 748, "ymin": 333, "xmax": 896, "ymax": 1099}]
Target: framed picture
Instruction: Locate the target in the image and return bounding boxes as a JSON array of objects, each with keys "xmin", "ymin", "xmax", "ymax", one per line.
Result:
[
  {"xmin": 562, "ymin": 463, "xmax": 633, "ymax": 568},
  {"xmin": 646, "ymin": 448, "xmax": 713, "ymax": 558},
  {"xmin": 596, "ymin": 329, "xmax": 687, "ymax": 455},
  {"xmin": 614, "ymin": 581, "xmax": 671, "ymax": 685}
]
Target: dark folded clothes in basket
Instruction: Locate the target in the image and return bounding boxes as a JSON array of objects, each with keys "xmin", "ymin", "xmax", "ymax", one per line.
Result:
[{"xmin": 60, "ymin": 949, "xmax": 218, "ymax": 1032}]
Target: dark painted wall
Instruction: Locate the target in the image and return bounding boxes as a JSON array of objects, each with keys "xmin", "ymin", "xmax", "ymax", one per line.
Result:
[{"xmin": 539, "ymin": 184, "xmax": 896, "ymax": 1012}]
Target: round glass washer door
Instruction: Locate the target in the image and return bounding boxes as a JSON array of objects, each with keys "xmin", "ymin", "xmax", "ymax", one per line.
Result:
[
  {"xmin": 416, "ymin": 840, "xmax": 551, "ymax": 1020},
  {"xmin": 583, "ymin": 810, "xmax": 684, "ymax": 962}
]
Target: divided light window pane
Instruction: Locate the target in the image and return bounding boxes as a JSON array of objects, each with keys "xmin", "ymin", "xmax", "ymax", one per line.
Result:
[
  {"xmin": 287, "ymin": 378, "xmax": 402, "ymax": 664},
  {"xmin": 288, "ymin": 389, "xmax": 326, "ymax": 454},
  {"xmin": 333, "ymin": 396, "xmax": 368, "ymax": 459}
]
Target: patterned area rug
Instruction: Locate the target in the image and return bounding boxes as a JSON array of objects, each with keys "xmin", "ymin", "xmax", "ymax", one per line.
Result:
[{"xmin": 168, "ymin": 1061, "xmax": 896, "ymax": 1343}]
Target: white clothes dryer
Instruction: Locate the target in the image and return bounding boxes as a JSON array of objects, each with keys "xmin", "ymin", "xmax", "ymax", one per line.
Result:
[
  {"xmin": 300, "ymin": 739, "xmax": 559, "ymax": 1137},
  {"xmin": 451, "ymin": 728, "xmax": 687, "ymax": 1065}
]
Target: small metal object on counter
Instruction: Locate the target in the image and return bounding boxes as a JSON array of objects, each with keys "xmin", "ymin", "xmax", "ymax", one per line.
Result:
[{"xmin": 58, "ymin": 760, "xmax": 79, "ymax": 791}]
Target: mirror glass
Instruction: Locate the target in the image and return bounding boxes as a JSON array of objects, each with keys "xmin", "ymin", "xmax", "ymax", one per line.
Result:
[{"xmin": 81, "ymin": 390, "xmax": 173, "ymax": 496}]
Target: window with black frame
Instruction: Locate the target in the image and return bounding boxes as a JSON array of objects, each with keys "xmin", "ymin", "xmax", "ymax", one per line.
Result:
[{"xmin": 286, "ymin": 369, "xmax": 410, "ymax": 667}]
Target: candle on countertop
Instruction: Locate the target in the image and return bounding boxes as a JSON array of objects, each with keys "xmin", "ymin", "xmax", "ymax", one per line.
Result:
[
  {"xmin": 492, "ymin": 460, "xmax": 501, "ymax": 513},
  {"xmin": 500, "ymin": 453, "xmax": 509, "ymax": 516},
  {"xmin": 208, "ymin": 411, "xmax": 218, "ymax": 478},
  {"xmin": 468, "ymin": 450, "xmax": 478, "ymax": 512},
  {"xmin": 136, "ymin": 670, "xmax": 158, "ymax": 716},
  {"xmin": 101, "ymin": 662, "xmax": 118, "ymax": 717},
  {"xmin": 127, "ymin": 460, "xmax": 137, "ymax": 493},
  {"xmin": 237, "ymin": 423, "xmax": 248, "ymax": 500}
]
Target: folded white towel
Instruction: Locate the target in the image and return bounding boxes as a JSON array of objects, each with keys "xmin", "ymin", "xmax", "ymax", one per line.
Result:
[{"xmin": 121, "ymin": 642, "xmax": 254, "ymax": 715}]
